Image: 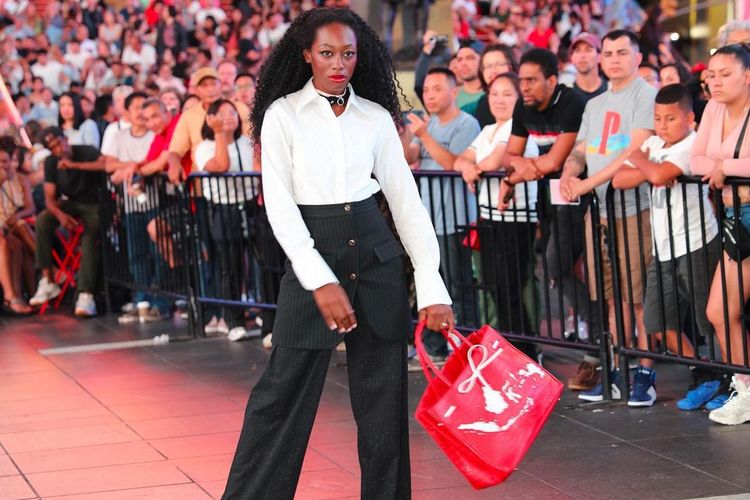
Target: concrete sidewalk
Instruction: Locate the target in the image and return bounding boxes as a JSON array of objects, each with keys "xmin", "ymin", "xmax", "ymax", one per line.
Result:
[{"xmin": 1, "ymin": 314, "xmax": 750, "ymax": 499}]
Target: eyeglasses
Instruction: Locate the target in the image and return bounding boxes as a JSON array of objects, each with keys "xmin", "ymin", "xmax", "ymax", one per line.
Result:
[{"xmin": 483, "ymin": 62, "xmax": 511, "ymax": 71}]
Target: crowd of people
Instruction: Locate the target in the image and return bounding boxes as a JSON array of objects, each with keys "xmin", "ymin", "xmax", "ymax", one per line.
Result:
[
  {"xmin": 402, "ymin": 14, "xmax": 750, "ymax": 427},
  {"xmin": 1, "ymin": 0, "xmax": 750, "ymax": 428}
]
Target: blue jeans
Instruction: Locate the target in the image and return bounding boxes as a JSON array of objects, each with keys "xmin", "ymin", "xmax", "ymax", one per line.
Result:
[
  {"xmin": 124, "ymin": 212, "xmax": 169, "ymax": 313},
  {"xmin": 726, "ymin": 204, "xmax": 750, "ymax": 233}
]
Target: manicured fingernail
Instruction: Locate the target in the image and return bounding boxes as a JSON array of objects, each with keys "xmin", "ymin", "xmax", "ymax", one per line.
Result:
[
  {"xmin": 338, "ymin": 328, "xmax": 346, "ymax": 334},
  {"xmin": 329, "ymin": 323, "xmax": 338, "ymax": 331}
]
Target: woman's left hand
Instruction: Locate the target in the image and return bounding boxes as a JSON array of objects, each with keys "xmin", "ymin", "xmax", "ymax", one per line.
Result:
[
  {"xmin": 702, "ymin": 160, "xmax": 726, "ymax": 189},
  {"xmin": 419, "ymin": 304, "xmax": 455, "ymax": 331}
]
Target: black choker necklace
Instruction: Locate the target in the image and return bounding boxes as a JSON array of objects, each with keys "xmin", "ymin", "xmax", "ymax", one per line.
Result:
[{"xmin": 318, "ymin": 88, "xmax": 350, "ymax": 107}]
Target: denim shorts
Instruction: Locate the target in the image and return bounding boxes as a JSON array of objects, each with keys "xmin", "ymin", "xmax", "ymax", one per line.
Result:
[{"xmin": 726, "ymin": 203, "xmax": 750, "ymax": 233}]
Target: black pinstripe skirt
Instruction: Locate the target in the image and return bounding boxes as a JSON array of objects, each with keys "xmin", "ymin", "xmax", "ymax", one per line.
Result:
[{"xmin": 272, "ymin": 195, "xmax": 412, "ymax": 350}]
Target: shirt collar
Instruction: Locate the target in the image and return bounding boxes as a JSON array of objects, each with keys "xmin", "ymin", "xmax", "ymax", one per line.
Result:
[
  {"xmin": 548, "ymin": 85, "xmax": 564, "ymax": 108},
  {"xmin": 294, "ymin": 78, "xmax": 367, "ymax": 117}
]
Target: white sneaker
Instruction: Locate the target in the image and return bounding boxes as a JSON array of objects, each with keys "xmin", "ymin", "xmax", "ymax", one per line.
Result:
[
  {"xmin": 215, "ymin": 318, "xmax": 229, "ymax": 335},
  {"xmin": 565, "ymin": 315, "xmax": 589, "ymax": 342},
  {"xmin": 29, "ymin": 277, "xmax": 61, "ymax": 306},
  {"xmin": 118, "ymin": 310, "xmax": 139, "ymax": 324},
  {"xmin": 74, "ymin": 293, "xmax": 97, "ymax": 317},
  {"xmin": 228, "ymin": 327, "xmax": 251, "ymax": 341},
  {"xmin": 175, "ymin": 300, "xmax": 188, "ymax": 320},
  {"xmin": 262, "ymin": 333, "xmax": 273, "ymax": 349},
  {"xmin": 709, "ymin": 376, "xmax": 750, "ymax": 426},
  {"xmin": 141, "ymin": 307, "xmax": 169, "ymax": 323},
  {"xmin": 204, "ymin": 316, "xmax": 219, "ymax": 334}
]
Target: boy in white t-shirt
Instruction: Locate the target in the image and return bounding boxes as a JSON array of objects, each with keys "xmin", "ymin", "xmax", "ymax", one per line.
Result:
[{"xmin": 613, "ymin": 84, "xmax": 723, "ymax": 409}]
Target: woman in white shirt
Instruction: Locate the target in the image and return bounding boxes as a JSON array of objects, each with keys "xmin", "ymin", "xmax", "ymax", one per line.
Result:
[
  {"xmin": 57, "ymin": 92, "xmax": 100, "ymax": 149},
  {"xmin": 457, "ymin": 73, "xmax": 540, "ymax": 348},
  {"xmin": 222, "ymin": 8, "xmax": 453, "ymax": 500},
  {"xmin": 195, "ymin": 99, "xmax": 256, "ymax": 340}
]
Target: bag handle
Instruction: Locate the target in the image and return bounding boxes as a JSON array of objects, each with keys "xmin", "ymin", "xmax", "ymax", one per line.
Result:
[
  {"xmin": 414, "ymin": 320, "xmax": 471, "ymax": 386},
  {"xmin": 734, "ymin": 106, "xmax": 750, "ymax": 160}
]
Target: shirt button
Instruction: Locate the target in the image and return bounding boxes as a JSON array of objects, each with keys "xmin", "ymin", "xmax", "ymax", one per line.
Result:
[
  {"xmin": 348, "ymin": 239, "xmax": 356, "ymax": 247},
  {"xmin": 349, "ymin": 273, "xmax": 357, "ymax": 280},
  {"xmin": 344, "ymin": 204, "xmax": 351, "ymax": 212}
]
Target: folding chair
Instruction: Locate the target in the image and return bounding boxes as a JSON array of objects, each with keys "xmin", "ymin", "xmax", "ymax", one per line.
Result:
[{"xmin": 39, "ymin": 224, "xmax": 84, "ymax": 315}]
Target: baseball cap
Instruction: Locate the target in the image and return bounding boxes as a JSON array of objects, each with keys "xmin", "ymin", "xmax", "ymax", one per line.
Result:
[
  {"xmin": 571, "ymin": 32, "xmax": 601, "ymax": 52},
  {"xmin": 691, "ymin": 62, "xmax": 707, "ymax": 74},
  {"xmin": 190, "ymin": 67, "xmax": 219, "ymax": 87},
  {"xmin": 458, "ymin": 38, "xmax": 485, "ymax": 56}
]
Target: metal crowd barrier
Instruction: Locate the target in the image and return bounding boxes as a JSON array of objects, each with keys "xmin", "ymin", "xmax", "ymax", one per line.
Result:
[
  {"xmin": 606, "ymin": 176, "xmax": 750, "ymax": 392},
  {"xmin": 412, "ymin": 170, "xmax": 613, "ymax": 393},
  {"xmin": 100, "ymin": 171, "xmax": 750, "ymax": 398},
  {"xmin": 185, "ymin": 172, "xmax": 285, "ymax": 336},
  {"xmin": 101, "ymin": 175, "xmax": 199, "ymax": 334}
]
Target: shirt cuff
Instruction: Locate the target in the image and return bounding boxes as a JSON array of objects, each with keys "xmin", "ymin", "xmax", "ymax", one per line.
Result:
[
  {"xmin": 291, "ymin": 250, "xmax": 339, "ymax": 292},
  {"xmin": 413, "ymin": 266, "xmax": 452, "ymax": 311}
]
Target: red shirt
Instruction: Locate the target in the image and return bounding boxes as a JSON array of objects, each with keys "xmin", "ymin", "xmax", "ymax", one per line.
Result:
[
  {"xmin": 528, "ymin": 28, "xmax": 555, "ymax": 49},
  {"xmin": 146, "ymin": 114, "xmax": 191, "ymax": 177}
]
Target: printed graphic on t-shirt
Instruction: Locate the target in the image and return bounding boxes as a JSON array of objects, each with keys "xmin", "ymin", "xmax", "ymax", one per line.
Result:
[
  {"xmin": 650, "ymin": 152, "xmax": 674, "ymax": 209},
  {"xmin": 587, "ymin": 111, "xmax": 630, "ymax": 156},
  {"xmin": 528, "ymin": 130, "xmax": 559, "ymax": 151}
]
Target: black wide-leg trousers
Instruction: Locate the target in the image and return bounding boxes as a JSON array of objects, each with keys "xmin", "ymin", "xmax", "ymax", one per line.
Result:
[
  {"xmin": 222, "ymin": 324, "xmax": 410, "ymax": 500},
  {"xmin": 223, "ymin": 197, "xmax": 412, "ymax": 500}
]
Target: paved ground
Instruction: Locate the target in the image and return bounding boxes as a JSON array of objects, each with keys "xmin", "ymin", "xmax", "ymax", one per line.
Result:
[{"xmin": 2, "ymin": 312, "xmax": 750, "ymax": 500}]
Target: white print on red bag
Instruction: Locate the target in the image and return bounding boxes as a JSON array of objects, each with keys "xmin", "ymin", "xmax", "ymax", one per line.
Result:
[{"xmin": 442, "ymin": 341, "xmax": 546, "ymax": 433}]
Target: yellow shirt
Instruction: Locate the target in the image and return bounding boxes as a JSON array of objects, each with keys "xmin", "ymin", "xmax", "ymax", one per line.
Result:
[{"xmin": 168, "ymin": 100, "xmax": 252, "ymax": 172}]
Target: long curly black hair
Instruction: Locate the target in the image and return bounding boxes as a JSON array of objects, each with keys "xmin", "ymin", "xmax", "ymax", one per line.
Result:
[{"xmin": 250, "ymin": 8, "xmax": 406, "ymax": 144}]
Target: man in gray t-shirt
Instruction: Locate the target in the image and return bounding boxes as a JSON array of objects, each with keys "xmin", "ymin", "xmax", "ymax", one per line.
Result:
[
  {"xmin": 403, "ymin": 68, "xmax": 481, "ymax": 360},
  {"xmin": 562, "ymin": 34, "xmax": 655, "ymax": 214},
  {"xmin": 413, "ymin": 111, "xmax": 479, "ymax": 235},
  {"xmin": 560, "ymin": 30, "xmax": 655, "ymax": 403},
  {"xmin": 572, "ymin": 76, "xmax": 655, "ymax": 217}
]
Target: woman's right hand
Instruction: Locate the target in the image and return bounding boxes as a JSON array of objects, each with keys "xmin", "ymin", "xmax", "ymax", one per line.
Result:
[
  {"xmin": 206, "ymin": 113, "xmax": 224, "ymax": 134},
  {"xmin": 462, "ymin": 164, "xmax": 481, "ymax": 192},
  {"xmin": 313, "ymin": 283, "xmax": 358, "ymax": 334}
]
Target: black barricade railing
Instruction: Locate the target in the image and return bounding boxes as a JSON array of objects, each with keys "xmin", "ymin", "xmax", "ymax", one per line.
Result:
[
  {"xmin": 102, "ymin": 171, "xmax": 750, "ymax": 391},
  {"xmin": 185, "ymin": 172, "xmax": 285, "ymax": 335},
  {"xmin": 412, "ymin": 170, "xmax": 608, "ymax": 366},
  {"xmin": 103, "ymin": 171, "xmax": 608, "ymax": 361},
  {"xmin": 606, "ymin": 176, "xmax": 750, "ymax": 381},
  {"xmin": 101, "ymin": 174, "xmax": 199, "ymax": 335}
]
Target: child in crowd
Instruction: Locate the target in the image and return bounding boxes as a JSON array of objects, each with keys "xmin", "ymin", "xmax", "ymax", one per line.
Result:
[{"xmin": 613, "ymin": 84, "xmax": 723, "ymax": 407}]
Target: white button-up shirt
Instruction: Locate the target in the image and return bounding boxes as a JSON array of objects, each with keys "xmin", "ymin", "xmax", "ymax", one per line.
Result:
[{"xmin": 261, "ymin": 79, "xmax": 451, "ymax": 310}]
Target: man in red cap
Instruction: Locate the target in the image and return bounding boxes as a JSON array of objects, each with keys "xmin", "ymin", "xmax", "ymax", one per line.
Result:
[{"xmin": 570, "ymin": 32, "xmax": 608, "ymax": 102}]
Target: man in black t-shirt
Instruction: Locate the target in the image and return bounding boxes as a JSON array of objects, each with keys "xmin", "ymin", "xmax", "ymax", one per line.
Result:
[
  {"xmin": 496, "ymin": 49, "xmax": 596, "ymax": 360},
  {"xmin": 29, "ymin": 127, "xmax": 105, "ymax": 318}
]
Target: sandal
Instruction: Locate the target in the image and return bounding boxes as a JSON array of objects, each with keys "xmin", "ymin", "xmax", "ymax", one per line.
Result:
[{"xmin": 3, "ymin": 298, "xmax": 32, "ymax": 316}]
